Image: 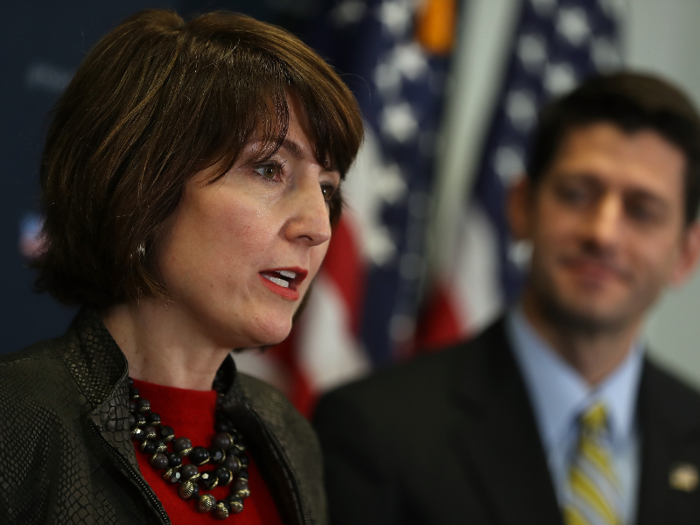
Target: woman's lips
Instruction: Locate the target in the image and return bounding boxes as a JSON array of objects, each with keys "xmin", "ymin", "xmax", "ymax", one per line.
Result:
[{"xmin": 258, "ymin": 267, "xmax": 308, "ymax": 300}]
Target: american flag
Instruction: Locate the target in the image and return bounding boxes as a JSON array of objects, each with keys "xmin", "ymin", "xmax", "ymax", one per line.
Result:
[
  {"xmin": 418, "ymin": 0, "xmax": 624, "ymax": 348},
  {"xmin": 233, "ymin": 0, "xmax": 457, "ymax": 415}
]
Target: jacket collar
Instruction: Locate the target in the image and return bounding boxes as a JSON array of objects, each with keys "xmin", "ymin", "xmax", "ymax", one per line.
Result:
[
  {"xmin": 60, "ymin": 309, "xmax": 265, "ymax": 470},
  {"xmin": 60, "ymin": 308, "xmax": 138, "ymax": 468}
]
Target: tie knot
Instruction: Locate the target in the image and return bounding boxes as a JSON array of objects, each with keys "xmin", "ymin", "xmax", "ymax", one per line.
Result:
[{"xmin": 581, "ymin": 402, "xmax": 608, "ymax": 432}]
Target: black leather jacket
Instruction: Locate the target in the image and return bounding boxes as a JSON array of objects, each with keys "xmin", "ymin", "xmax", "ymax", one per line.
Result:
[{"xmin": 0, "ymin": 308, "xmax": 327, "ymax": 525}]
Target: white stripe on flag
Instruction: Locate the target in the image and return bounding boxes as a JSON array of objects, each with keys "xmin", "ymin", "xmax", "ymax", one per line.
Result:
[
  {"xmin": 297, "ymin": 274, "xmax": 371, "ymax": 393},
  {"xmin": 449, "ymin": 201, "xmax": 503, "ymax": 335}
]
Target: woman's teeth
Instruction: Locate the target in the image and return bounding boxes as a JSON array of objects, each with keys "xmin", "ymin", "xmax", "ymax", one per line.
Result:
[
  {"xmin": 264, "ymin": 275, "xmax": 289, "ymax": 288},
  {"xmin": 263, "ymin": 271, "xmax": 295, "ymax": 288}
]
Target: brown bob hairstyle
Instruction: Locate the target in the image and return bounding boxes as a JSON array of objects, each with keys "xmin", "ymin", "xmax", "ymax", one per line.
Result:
[{"xmin": 35, "ymin": 9, "xmax": 364, "ymax": 308}]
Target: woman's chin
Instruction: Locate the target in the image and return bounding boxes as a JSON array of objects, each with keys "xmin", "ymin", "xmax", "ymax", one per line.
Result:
[{"xmin": 242, "ymin": 318, "xmax": 293, "ymax": 348}]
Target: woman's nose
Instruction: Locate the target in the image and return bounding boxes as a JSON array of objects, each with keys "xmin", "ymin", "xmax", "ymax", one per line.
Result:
[{"xmin": 284, "ymin": 176, "xmax": 332, "ymax": 246}]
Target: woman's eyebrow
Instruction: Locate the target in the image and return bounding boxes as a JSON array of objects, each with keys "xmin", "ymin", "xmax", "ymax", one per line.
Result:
[{"xmin": 281, "ymin": 139, "xmax": 304, "ymax": 159}]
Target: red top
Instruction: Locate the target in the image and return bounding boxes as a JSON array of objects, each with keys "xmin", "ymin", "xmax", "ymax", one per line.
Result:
[{"xmin": 132, "ymin": 378, "xmax": 283, "ymax": 525}]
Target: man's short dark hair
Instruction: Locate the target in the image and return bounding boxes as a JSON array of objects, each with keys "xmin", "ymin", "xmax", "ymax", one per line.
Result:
[
  {"xmin": 527, "ymin": 72, "xmax": 700, "ymax": 225},
  {"xmin": 34, "ymin": 10, "xmax": 364, "ymax": 308}
]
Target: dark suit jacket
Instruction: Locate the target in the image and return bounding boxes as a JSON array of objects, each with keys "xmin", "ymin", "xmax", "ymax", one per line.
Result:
[{"xmin": 313, "ymin": 318, "xmax": 700, "ymax": 525}]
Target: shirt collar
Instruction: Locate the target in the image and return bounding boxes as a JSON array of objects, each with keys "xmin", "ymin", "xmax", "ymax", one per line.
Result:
[{"xmin": 507, "ymin": 307, "xmax": 644, "ymax": 451}]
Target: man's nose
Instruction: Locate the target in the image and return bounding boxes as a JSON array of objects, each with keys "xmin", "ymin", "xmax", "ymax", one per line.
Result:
[
  {"xmin": 584, "ymin": 194, "xmax": 622, "ymax": 247},
  {"xmin": 284, "ymin": 176, "xmax": 332, "ymax": 246}
]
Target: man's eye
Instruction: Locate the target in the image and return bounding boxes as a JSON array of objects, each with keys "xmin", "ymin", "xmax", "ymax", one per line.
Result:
[
  {"xmin": 321, "ymin": 183, "xmax": 338, "ymax": 203},
  {"xmin": 626, "ymin": 202, "xmax": 659, "ymax": 223},
  {"xmin": 557, "ymin": 185, "xmax": 588, "ymax": 204}
]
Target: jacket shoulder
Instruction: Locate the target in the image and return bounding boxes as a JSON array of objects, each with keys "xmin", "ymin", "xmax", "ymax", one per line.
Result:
[
  {"xmin": 0, "ymin": 337, "xmax": 89, "ymax": 488},
  {"xmin": 0, "ymin": 336, "xmax": 66, "ymax": 366},
  {"xmin": 315, "ymin": 319, "xmax": 507, "ymax": 416},
  {"xmin": 0, "ymin": 335, "xmax": 89, "ymax": 452},
  {"xmin": 643, "ymin": 357, "xmax": 700, "ymax": 426},
  {"xmin": 0, "ymin": 337, "xmax": 77, "ymax": 404}
]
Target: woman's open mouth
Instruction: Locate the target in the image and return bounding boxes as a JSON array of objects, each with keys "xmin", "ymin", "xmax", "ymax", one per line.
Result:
[{"xmin": 258, "ymin": 267, "xmax": 308, "ymax": 300}]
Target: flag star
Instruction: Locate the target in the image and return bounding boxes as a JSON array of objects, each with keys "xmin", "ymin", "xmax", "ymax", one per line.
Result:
[
  {"xmin": 342, "ymin": 135, "xmax": 407, "ymax": 266},
  {"xmin": 365, "ymin": 161, "xmax": 406, "ymax": 265},
  {"xmin": 556, "ymin": 7, "xmax": 590, "ymax": 47},
  {"xmin": 377, "ymin": 162, "xmax": 408, "ymax": 205},
  {"xmin": 372, "ymin": 162, "xmax": 406, "ymax": 264},
  {"xmin": 375, "ymin": 60, "xmax": 402, "ymax": 98},
  {"xmin": 590, "ymin": 37, "xmax": 621, "ymax": 71},
  {"xmin": 331, "ymin": 0, "xmax": 368, "ymax": 26},
  {"xmin": 544, "ymin": 62, "xmax": 577, "ymax": 95},
  {"xmin": 530, "ymin": 0, "xmax": 556, "ymax": 17},
  {"xmin": 506, "ymin": 90, "xmax": 537, "ymax": 132},
  {"xmin": 366, "ymin": 225, "xmax": 399, "ymax": 266},
  {"xmin": 509, "ymin": 239, "xmax": 533, "ymax": 268},
  {"xmin": 376, "ymin": 0, "xmax": 413, "ymax": 38},
  {"xmin": 493, "ymin": 145, "xmax": 525, "ymax": 184},
  {"xmin": 380, "ymin": 102, "xmax": 419, "ymax": 143},
  {"xmin": 517, "ymin": 33, "xmax": 547, "ymax": 74},
  {"xmin": 391, "ymin": 42, "xmax": 429, "ymax": 82}
]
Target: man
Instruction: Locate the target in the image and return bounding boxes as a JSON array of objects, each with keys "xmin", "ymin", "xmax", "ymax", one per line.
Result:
[{"xmin": 313, "ymin": 72, "xmax": 700, "ymax": 525}]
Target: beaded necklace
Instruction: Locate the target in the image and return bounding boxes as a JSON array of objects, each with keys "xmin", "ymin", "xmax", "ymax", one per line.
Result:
[{"xmin": 128, "ymin": 376, "xmax": 251, "ymax": 520}]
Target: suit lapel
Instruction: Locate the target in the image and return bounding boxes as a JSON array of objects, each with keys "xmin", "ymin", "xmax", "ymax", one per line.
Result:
[{"xmin": 450, "ymin": 320, "xmax": 564, "ymax": 525}]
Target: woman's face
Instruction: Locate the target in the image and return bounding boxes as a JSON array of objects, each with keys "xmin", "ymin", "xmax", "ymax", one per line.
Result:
[{"xmin": 155, "ymin": 96, "xmax": 340, "ymax": 349}]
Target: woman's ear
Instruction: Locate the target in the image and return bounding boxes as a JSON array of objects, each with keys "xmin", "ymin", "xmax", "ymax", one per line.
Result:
[{"xmin": 507, "ymin": 176, "xmax": 533, "ymax": 241}]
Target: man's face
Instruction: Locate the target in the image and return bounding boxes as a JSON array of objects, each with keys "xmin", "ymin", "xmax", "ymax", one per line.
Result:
[{"xmin": 510, "ymin": 122, "xmax": 700, "ymax": 332}]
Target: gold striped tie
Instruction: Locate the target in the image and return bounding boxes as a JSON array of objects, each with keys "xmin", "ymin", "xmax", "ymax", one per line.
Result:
[{"xmin": 563, "ymin": 403, "xmax": 623, "ymax": 525}]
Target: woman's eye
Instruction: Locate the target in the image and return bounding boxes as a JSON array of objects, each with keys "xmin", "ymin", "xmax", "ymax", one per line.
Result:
[
  {"xmin": 321, "ymin": 183, "xmax": 338, "ymax": 203},
  {"xmin": 254, "ymin": 163, "xmax": 280, "ymax": 180}
]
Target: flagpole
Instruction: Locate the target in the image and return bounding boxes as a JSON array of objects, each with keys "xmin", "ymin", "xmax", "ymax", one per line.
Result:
[{"xmin": 427, "ymin": 0, "xmax": 521, "ymax": 278}]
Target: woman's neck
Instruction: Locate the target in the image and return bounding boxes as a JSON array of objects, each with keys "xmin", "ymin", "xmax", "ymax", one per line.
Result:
[{"xmin": 101, "ymin": 300, "xmax": 232, "ymax": 391}]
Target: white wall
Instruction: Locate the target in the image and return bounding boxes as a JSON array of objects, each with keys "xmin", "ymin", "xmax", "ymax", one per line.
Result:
[{"xmin": 625, "ymin": 0, "xmax": 700, "ymax": 387}]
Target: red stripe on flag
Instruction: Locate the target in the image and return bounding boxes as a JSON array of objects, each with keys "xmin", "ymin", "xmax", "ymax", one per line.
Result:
[{"xmin": 414, "ymin": 283, "xmax": 467, "ymax": 352}]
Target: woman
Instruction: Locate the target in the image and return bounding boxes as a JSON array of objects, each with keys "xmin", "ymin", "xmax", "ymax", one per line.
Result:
[{"xmin": 0, "ymin": 9, "xmax": 362, "ymax": 525}]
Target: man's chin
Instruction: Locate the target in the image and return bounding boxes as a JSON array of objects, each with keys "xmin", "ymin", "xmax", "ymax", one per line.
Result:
[{"xmin": 541, "ymin": 297, "xmax": 630, "ymax": 334}]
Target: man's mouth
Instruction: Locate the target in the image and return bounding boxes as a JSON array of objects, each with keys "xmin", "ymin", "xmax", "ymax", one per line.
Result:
[{"xmin": 561, "ymin": 256, "xmax": 627, "ymax": 282}]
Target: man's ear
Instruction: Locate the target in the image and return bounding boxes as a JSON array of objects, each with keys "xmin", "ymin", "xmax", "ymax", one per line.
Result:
[
  {"xmin": 507, "ymin": 176, "xmax": 533, "ymax": 241},
  {"xmin": 670, "ymin": 221, "xmax": 700, "ymax": 286}
]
